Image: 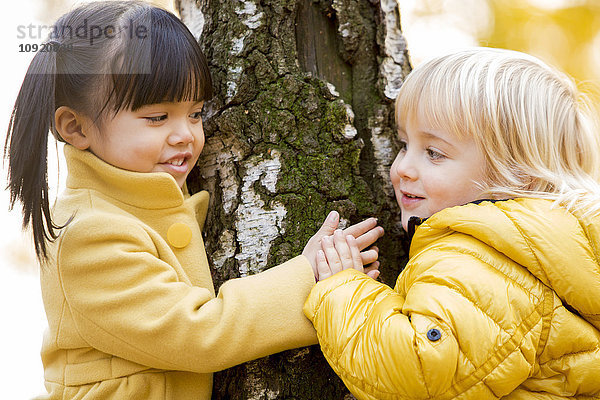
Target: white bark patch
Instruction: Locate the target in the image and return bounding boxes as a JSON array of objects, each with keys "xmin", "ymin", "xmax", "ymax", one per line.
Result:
[
  {"xmin": 380, "ymin": 0, "xmax": 407, "ymax": 99},
  {"xmin": 199, "ymin": 134, "xmax": 243, "ymax": 214},
  {"xmin": 339, "ymin": 25, "xmax": 351, "ymax": 38},
  {"xmin": 371, "ymin": 126, "xmax": 396, "ymax": 197},
  {"xmin": 231, "ymin": 33, "xmax": 248, "ymax": 55},
  {"xmin": 246, "ymin": 389, "xmax": 278, "ymax": 400},
  {"xmin": 326, "ymin": 82, "xmax": 339, "ymax": 97},
  {"xmin": 343, "ymin": 103, "xmax": 357, "ymax": 139},
  {"xmin": 211, "ymin": 229, "xmax": 236, "ymax": 269},
  {"xmin": 344, "ymin": 103, "xmax": 355, "ymax": 121},
  {"xmin": 235, "ymin": 1, "xmax": 263, "ymax": 29},
  {"xmin": 218, "ymin": 153, "xmax": 241, "ymax": 214},
  {"xmin": 381, "ymin": 58, "xmax": 404, "ymax": 99},
  {"xmin": 225, "ymin": 1, "xmax": 263, "ymax": 101},
  {"xmin": 235, "ymin": 150, "xmax": 286, "ymax": 276},
  {"xmin": 344, "ymin": 125, "xmax": 358, "ymax": 139},
  {"xmin": 226, "ymin": 65, "xmax": 242, "ymax": 99},
  {"xmin": 178, "ymin": 0, "xmax": 205, "ymax": 40},
  {"xmin": 197, "ymin": 134, "xmax": 243, "ymax": 272}
]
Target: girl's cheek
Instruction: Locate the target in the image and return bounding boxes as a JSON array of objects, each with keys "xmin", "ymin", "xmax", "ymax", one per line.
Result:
[{"xmin": 390, "ymin": 156, "xmax": 402, "ymax": 185}]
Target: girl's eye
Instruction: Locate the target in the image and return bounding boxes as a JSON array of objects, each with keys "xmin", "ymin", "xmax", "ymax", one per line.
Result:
[
  {"xmin": 426, "ymin": 148, "xmax": 445, "ymax": 160},
  {"xmin": 145, "ymin": 115, "xmax": 167, "ymax": 123},
  {"xmin": 398, "ymin": 140, "xmax": 407, "ymax": 152},
  {"xmin": 190, "ymin": 111, "xmax": 203, "ymax": 120}
]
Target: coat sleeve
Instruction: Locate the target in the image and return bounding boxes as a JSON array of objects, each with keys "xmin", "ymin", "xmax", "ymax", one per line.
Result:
[
  {"xmin": 56, "ymin": 214, "xmax": 317, "ymax": 373},
  {"xmin": 304, "ymin": 259, "xmax": 542, "ymax": 400},
  {"xmin": 304, "ymin": 269, "xmax": 460, "ymax": 400}
]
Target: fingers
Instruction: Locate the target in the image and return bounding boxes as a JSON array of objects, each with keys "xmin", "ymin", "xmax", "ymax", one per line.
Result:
[
  {"xmin": 364, "ymin": 261, "xmax": 380, "ymax": 280},
  {"xmin": 360, "ymin": 246, "xmax": 379, "ymax": 265},
  {"xmin": 353, "ymin": 226, "xmax": 385, "ymax": 251},
  {"xmin": 318, "ymin": 211, "xmax": 340, "ymax": 236},
  {"xmin": 332, "ymin": 230, "xmax": 356, "ymax": 272},
  {"xmin": 318, "ymin": 213, "xmax": 384, "ymax": 251},
  {"xmin": 347, "ymin": 235, "xmax": 363, "ymax": 272},
  {"xmin": 343, "ymin": 217, "xmax": 378, "ymax": 240},
  {"xmin": 322, "ymin": 236, "xmax": 343, "ymax": 275},
  {"xmin": 366, "ymin": 269, "xmax": 380, "ymax": 280},
  {"xmin": 316, "ymin": 214, "xmax": 384, "ymax": 281},
  {"xmin": 316, "ymin": 250, "xmax": 332, "ymax": 281},
  {"xmin": 319, "ymin": 234, "xmax": 381, "ymax": 281},
  {"xmin": 322, "ymin": 229, "xmax": 361, "ymax": 275},
  {"xmin": 364, "ymin": 261, "xmax": 379, "ymax": 273},
  {"xmin": 302, "ymin": 211, "xmax": 340, "ymax": 275},
  {"xmin": 361, "ymin": 246, "xmax": 380, "ymax": 280}
]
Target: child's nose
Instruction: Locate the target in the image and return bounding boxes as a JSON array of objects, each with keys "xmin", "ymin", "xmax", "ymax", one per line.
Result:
[
  {"xmin": 390, "ymin": 152, "xmax": 417, "ymax": 182},
  {"xmin": 168, "ymin": 122, "xmax": 195, "ymax": 145}
]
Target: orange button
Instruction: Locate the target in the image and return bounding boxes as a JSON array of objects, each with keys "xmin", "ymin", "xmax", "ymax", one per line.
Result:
[{"xmin": 167, "ymin": 223, "xmax": 192, "ymax": 249}]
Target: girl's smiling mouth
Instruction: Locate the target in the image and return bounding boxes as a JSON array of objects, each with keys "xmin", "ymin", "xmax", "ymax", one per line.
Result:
[
  {"xmin": 400, "ymin": 191, "xmax": 425, "ymax": 208},
  {"xmin": 166, "ymin": 159, "xmax": 185, "ymax": 166},
  {"xmin": 161, "ymin": 152, "xmax": 192, "ymax": 174}
]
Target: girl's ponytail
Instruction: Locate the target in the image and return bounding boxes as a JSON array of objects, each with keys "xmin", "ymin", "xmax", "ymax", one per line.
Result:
[{"xmin": 5, "ymin": 45, "xmax": 62, "ymax": 261}]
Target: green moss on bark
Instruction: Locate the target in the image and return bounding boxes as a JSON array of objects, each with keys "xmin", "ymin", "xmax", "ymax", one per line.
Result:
[{"xmin": 184, "ymin": 0, "xmax": 410, "ymax": 398}]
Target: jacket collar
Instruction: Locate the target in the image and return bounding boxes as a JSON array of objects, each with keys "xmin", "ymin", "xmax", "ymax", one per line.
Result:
[
  {"xmin": 408, "ymin": 197, "xmax": 600, "ymax": 329},
  {"xmin": 406, "ymin": 216, "xmax": 426, "ymax": 243},
  {"xmin": 405, "ymin": 199, "xmax": 504, "ymax": 245},
  {"xmin": 64, "ymin": 145, "xmax": 188, "ymax": 210}
]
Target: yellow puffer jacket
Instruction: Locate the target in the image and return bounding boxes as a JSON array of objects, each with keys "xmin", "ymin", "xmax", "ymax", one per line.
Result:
[{"xmin": 304, "ymin": 198, "xmax": 600, "ymax": 399}]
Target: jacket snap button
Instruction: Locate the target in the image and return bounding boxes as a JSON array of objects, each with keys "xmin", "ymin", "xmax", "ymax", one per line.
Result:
[
  {"xmin": 167, "ymin": 223, "xmax": 192, "ymax": 249},
  {"xmin": 427, "ymin": 328, "xmax": 441, "ymax": 342}
]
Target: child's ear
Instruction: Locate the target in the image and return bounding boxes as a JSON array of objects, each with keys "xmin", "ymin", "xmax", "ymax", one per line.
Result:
[{"xmin": 54, "ymin": 106, "xmax": 94, "ymax": 150}]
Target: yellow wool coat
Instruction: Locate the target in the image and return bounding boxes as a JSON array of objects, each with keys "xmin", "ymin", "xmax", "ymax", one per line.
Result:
[
  {"xmin": 304, "ymin": 198, "xmax": 600, "ymax": 399},
  {"xmin": 37, "ymin": 145, "xmax": 317, "ymax": 399}
]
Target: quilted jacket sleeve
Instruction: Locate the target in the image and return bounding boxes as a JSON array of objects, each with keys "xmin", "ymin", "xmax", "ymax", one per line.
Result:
[
  {"xmin": 56, "ymin": 214, "xmax": 317, "ymax": 373},
  {"xmin": 304, "ymin": 247, "xmax": 544, "ymax": 400},
  {"xmin": 304, "ymin": 269, "xmax": 461, "ymax": 400}
]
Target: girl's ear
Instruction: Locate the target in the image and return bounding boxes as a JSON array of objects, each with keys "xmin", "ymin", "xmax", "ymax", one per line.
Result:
[{"xmin": 55, "ymin": 106, "xmax": 95, "ymax": 150}]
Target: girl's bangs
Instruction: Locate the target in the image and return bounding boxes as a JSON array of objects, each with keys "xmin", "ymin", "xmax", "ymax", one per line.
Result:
[
  {"xmin": 109, "ymin": 7, "xmax": 213, "ymax": 113},
  {"xmin": 396, "ymin": 65, "xmax": 468, "ymax": 139}
]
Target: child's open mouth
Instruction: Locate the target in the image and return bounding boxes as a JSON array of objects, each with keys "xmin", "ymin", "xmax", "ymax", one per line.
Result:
[
  {"xmin": 161, "ymin": 153, "xmax": 192, "ymax": 174},
  {"xmin": 166, "ymin": 159, "xmax": 185, "ymax": 166},
  {"xmin": 401, "ymin": 192, "xmax": 425, "ymax": 208}
]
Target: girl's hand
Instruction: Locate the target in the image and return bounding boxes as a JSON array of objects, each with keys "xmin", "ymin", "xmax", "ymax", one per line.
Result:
[
  {"xmin": 302, "ymin": 211, "xmax": 384, "ymax": 281},
  {"xmin": 317, "ymin": 231, "xmax": 380, "ymax": 281}
]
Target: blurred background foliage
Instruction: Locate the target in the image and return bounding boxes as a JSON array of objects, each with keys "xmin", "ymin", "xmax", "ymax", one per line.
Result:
[{"xmin": 398, "ymin": 0, "xmax": 600, "ymax": 108}]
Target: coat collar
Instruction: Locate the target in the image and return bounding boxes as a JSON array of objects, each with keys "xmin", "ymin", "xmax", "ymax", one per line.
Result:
[
  {"xmin": 405, "ymin": 199, "xmax": 503, "ymax": 246},
  {"xmin": 64, "ymin": 145, "xmax": 190, "ymax": 210},
  {"xmin": 408, "ymin": 197, "xmax": 600, "ymax": 329}
]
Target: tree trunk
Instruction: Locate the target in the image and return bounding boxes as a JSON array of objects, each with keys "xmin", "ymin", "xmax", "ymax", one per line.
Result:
[{"xmin": 176, "ymin": 0, "xmax": 411, "ymax": 398}]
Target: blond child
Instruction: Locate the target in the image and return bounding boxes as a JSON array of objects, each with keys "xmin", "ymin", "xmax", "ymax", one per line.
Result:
[{"xmin": 304, "ymin": 48, "xmax": 600, "ymax": 399}]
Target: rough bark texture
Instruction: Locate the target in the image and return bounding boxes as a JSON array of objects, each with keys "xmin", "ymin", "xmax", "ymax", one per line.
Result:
[{"xmin": 176, "ymin": 0, "xmax": 411, "ymax": 398}]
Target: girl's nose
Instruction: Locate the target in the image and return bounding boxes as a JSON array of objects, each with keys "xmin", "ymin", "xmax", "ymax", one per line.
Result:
[
  {"xmin": 168, "ymin": 121, "xmax": 195, "ymax": 146},
  {"xmin": 390, "ymin": 151, "xmax": 417, "ymax": 182}
]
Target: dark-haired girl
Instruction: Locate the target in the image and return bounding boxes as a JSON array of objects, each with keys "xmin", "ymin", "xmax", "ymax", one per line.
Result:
[{"xmin": 4, "ymin": 2, "xmax": 383, "ymax": 398}]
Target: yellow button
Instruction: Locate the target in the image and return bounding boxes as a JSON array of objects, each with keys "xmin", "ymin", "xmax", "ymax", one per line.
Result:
[{"xmin": 167, "ymin": 223, "xmax": 192, "ymax": 249}]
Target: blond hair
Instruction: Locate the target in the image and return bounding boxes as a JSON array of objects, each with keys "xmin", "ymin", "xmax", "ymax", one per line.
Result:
[{"xmin": 396, "ymin": 47, "xmax": 600, "ymax": 215}]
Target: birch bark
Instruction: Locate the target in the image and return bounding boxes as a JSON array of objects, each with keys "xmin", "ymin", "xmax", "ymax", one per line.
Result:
[{"xmin": 177, "ymin": 0, "xmax": 411, "ymax": 397}]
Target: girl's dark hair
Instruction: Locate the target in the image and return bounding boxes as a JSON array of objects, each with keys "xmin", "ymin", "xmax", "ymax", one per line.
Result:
[{"xmin": 4, "ymin": 1, "xmax": 213, "ymax": 261}]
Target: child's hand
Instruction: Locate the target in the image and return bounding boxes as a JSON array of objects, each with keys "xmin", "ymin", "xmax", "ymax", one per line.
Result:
[
  {"xmin": 317, "ymin": 230, "xmax": 380, "ymax": 281},
  {"xmin": 302, "ymin": 211, "xmax": 384, "ymax": 281}
]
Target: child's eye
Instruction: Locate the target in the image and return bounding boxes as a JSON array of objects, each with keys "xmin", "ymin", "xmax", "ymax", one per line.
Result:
[
  {"xmin": 426, "ymin": 148, "xmax": 445, "ymax": 160},
  {"xmin": 189, "ymin": 111, "xmax": 203, "ymax": 120},
  {"xmin": 145, "ymin": 115, "xmax": 167, "ymax": 123}
]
